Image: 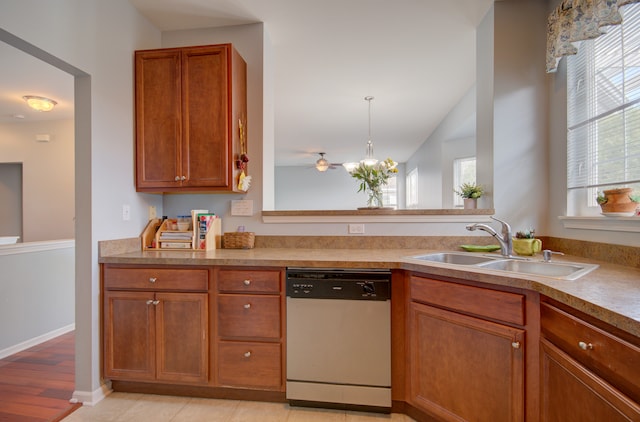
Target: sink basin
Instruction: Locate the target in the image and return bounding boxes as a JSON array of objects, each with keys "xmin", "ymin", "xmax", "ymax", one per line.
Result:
[
  {"xmin": 476, "ymin": 259, "xmax": 598, "ymax": 280},
  {"xmin": 408, "ymin": 252, "xmax": 598, "ymax": 280},
  {"xmin": 410, "ymin": 252, "xmax": 500, "ymax": 265}
]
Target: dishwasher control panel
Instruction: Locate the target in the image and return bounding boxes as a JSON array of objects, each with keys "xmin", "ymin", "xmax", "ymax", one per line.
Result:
[{"xmin": 286, "ymin": 268, "xmax": 391, "ymax": 300}]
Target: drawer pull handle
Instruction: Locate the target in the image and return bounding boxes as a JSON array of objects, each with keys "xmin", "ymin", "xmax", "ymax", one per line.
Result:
[
  {"xmin": 244, "ymin": 303, "xmax": 251, "ymax": 309},
  {"xmin": 511, "ymin": 341, "xmax": 521, "ymax": 349},
  {"xmin": 146, "ymin": 300, "xmax": 154, "ymax": 305},
  {"xmin": 149, "ymin": 277, "xmax": 157, "ymax": 283},
  {"xmin": 578, "ymin": 341, "xmax": 593, "ymax": 350},
  {"xmin": 243, "ymin": 279, "xmax": 251, "ymax": 286},
  {"xmin": 244, "ymin": 351, "xmax": 251, "ymax": 358}
]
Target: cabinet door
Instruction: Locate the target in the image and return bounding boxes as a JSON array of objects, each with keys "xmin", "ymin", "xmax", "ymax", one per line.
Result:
[
  {"xmin": 182, "ymin": 45, "xmax": 230, "ymax": 188},
  {"xmin": 135, "ymin": 49, "xmax": 182, "ymax": 189},
  {"xmin": 541, "ymin": 339, "xmax": 640, "ymax": 422},
  {"xmin": 409, "ymin": 301, "xmax": 525, "ymax": 422},
  {"xmin": 104, "ymin": 291, "xmax": 156, "ymax": 381},
  {"xmin": 156, "ymin": 292, "xmax": 208, "ymax": 384}
]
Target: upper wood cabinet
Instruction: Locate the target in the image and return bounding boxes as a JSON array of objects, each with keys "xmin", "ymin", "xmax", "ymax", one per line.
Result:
[{"xmin": 135, "ymin": 44, "xmax": 247, "ymax": 192}]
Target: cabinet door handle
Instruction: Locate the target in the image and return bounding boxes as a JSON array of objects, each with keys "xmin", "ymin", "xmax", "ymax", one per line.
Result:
[
  {"xmin": 181, "ymin": 176, "xmax": 186, "ymax": 181},
  {"xmin": 149, "ymin": 277, "xmax": 157, "ymax": 283},
  {"xmin": 578, "ymin": 341, "xmax": 593, "ymax": 350},
  {"xmin": 174, "ymin": 176, "xmax": 181, "ymax": 181},
  {"xmin": 511, "ymin": 341, "xmax": 521, "ymax": 349},
  {"xmin": 146, "ymin": 300, "xmax": 154, "ymax": 305},
  {"xmin": 243, "ymin": 279, "xmax": 251, "ymax": 286},
  {"xmin": 244, "ymin": 351, "xmax": 251, "ymax": 358},
  {"xmin": 244, "ymin": 303, "xmax": 251, "ymax": 309},
  {"xmin": 152, "ymin": 300, "xmax": 160, "ymax": 306}
]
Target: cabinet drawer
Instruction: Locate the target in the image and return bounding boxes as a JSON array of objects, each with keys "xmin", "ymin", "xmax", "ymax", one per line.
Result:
[
  {"xmin": 410, "ymin": 275, "xmax": 525, "ymax": 326},
  {"xmin": 541, "ymin": 302, "xmax": 640, "ymax": 403},
  {"xmin": 217, "ymin": 269, "xmax": 281, "ymax": 293},
  {"xmin": 217, "ymin": 295, "xmax": 281, "ymax": 339},
  {"xmin": 104, "ymin": 267, "xmax": 208, "ymax": 291},
  {"xmin": 217, "ymin": 341, "xmax": 282, "ymax": 389}
]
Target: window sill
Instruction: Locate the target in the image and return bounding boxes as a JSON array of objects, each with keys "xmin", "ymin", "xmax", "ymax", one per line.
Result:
[
  {"xmin": 262, "ymin": 209, "xmax": 495, "ymax": 224},
  {"xmin": 558, "ymin": 216, "xmax": 640, "ymax": 232}
]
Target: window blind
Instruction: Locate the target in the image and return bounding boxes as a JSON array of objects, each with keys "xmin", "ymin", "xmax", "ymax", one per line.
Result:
[{"xmin": 567, "ymin": 4, "xmax": 640, "ymax": 191}]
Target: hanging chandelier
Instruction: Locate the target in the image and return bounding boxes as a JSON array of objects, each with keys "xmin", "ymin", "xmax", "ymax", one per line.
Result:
[{"xmin": 343, "ymin": 96, "xmax": 378, "ymax": 172}]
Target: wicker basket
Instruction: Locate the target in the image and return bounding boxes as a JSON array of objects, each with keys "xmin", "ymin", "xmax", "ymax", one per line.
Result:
[{"xmin": 223, "ymin": 232, "xmax": 255, "ymax": 249}]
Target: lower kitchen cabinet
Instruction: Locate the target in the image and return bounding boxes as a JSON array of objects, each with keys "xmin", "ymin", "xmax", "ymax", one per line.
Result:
[
  {"xmin": 103, "ymin": 266, "xmax": 209, "ymax": 385},
  {"xmin": 407, "ymin": 274, "xmax": 527, "ymax": 422},
  {"xmin": 214, "ymin": 267, "xmax": 285, "ymax": 391},
  {"xmin": 540, "ymin": 300, "xmax": 640, "ymax": 421}
]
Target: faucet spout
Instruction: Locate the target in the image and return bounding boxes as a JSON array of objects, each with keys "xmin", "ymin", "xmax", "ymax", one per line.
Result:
[{"xmin": 466, "ymin": 216, "xmax": 513, "ymax": 257}]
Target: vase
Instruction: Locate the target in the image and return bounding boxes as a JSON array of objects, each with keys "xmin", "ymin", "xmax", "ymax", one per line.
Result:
[
  {"xmin": 463, "ymin": 198, "xmax": 477, "ymax": 209},
  {"xmin": 512, "ymin": 238, "xmax": 542, "ymax": 256},
  {"xmin": 600, "ymin": 188, "xmax": 637, "ymax": 214},
  {"xmin": 366, "ymin": 188, "xmax": 384, "ymax": 208}
]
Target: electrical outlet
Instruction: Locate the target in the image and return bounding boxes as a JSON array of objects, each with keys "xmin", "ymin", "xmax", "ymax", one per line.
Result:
[
  {"xmin": 148, "ymin": 206, "xmax": 157, "ymax": 220},
  {"xmin": 122, "ymin": 204, "xmax": 130, "ymax": 221},
  {"xmin": 348, "ymin": 223, "xmax": 365, "ymax": 234}
]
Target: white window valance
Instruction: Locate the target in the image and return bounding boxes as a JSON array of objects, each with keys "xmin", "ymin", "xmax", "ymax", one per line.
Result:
[{"xmin": 546, "ymin": 0, "xmax": 640, "ymax": 73}]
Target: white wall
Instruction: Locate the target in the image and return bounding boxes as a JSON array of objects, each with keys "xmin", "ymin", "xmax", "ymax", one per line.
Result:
[
  {"xmin": 0, "ymin": 242, "xmax": 75, "ymax": 357},
  {"xmin": 0, "ymin": 119, "xmax": 74, "ymax": 241},
  {"xmin": 276, "ymin": 166, "xmax": 366, "ymax": 210},
  {"xmin": 475, "ymin": 0, "xmax": 549, "ymax": 234}
]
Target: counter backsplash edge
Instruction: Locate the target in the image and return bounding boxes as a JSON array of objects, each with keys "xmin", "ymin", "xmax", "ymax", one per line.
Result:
[{"xmin": 97, "ymin": 235, "xmax": 638, "ymax": 268}]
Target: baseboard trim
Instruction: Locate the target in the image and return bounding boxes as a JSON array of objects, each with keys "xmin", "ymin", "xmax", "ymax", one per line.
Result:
[
  {"xmin": 0, "ymin": 324, "xmax": 75, "ymax": 359},
  {"xmin": 72, "ymin": 380, "xmax": 112, "ymax": 406}
]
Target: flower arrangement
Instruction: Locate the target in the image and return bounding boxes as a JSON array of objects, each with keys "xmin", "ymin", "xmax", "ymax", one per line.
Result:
[
  {"xmin": 347, "ymin": 158, "xmax": 398, "ymax": 208},
  {"xmin": 454, "ymin": 182, "xmax": 484, "ymax": 199}
]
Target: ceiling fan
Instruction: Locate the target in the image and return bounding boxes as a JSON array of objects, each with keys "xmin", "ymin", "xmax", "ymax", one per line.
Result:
[{"xmin": 315, "ymin": 153, "xmax": 341, "ymax": 172}]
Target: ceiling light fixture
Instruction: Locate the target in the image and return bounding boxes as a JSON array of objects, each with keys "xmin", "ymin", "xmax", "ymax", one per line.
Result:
[
  {"xmin": 23, "ymin": 95, "xmax": 57, "ymax": 112},
  {"xmin": 343, "ymin": 96, "xmax": 378, "ymax": 172},
  {"xmin": 316, "ymin": 153, "xmax": 330, "ymax": 172}
]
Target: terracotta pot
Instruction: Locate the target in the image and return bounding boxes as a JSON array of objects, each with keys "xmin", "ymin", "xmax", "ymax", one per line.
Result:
[{"xmin": 600, "ymin": 188, "xmax": 638, "ymax": 213}]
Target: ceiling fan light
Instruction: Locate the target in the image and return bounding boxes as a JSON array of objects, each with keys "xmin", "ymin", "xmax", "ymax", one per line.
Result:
[
  {"xmin": 23, "ymin": 95, "xmax": 57, "ymax": 112},
  {"xmin": 316, "ymin": 158, "xmax": 329, "ymax": 172}
]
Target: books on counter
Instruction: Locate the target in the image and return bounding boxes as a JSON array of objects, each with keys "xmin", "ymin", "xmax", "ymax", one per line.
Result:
[
  {"xmin": 194, "ymin": 212, "xmax": 221, "ymax": 250},
  {"xmin": 143, "ymin": 209, "xmax": 222, "ymax": 251}
]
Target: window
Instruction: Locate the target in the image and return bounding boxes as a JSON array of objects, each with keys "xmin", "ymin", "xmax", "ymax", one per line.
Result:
[
  {"xmin": 453, "ymin": 157, "xmax": 476, "ymax": 208},
  {"xmin": 381, "ymin": 175, "xmax": 397, "ymax": 208},
  {"xmin": 567, "ymin": 4, "xmax": 640, "ymax": 214},
  {"xmin": 406, "ymin": 168, "xmax": 418, "ymax": 209}
]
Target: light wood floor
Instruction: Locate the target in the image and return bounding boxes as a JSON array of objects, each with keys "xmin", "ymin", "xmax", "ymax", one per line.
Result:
[
  {"xmin": 1, "ymin": 332, "xmax": 414, "ymax": 421},
  {"xmin": 0, "ymin": 331, "xmax": 79, "ymax": 422}
]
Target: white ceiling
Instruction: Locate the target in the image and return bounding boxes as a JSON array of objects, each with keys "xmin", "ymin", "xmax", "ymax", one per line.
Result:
[{"xmin": 0, "ymin": 0, "xmax": 493, "ymax": 167}]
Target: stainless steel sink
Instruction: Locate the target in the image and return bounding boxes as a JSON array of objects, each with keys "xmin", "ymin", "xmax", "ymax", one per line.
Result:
[
  {"xmin": 410, "ymin": 252, "xmax": 500, "ymax": 265},
  {"xmin": 408, "ymin": 252, "xmax": 599, "ymax": 280},
  {"xmin": 476, "ymin": 259, "xmax": 599, "ymax": 280}
]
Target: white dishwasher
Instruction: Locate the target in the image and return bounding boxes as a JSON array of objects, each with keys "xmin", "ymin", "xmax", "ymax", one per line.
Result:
[{"xmin": 285, "ymin": 267, "xmax": 391, "ymax": 413}]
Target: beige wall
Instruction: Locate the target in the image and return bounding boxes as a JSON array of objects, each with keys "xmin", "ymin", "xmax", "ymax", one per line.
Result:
[{"xmin": 0, "ymin": 119, "xmax": 74, "ymax": 241}]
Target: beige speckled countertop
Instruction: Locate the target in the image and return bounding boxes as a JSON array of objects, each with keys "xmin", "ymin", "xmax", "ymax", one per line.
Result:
[{"xmin": 99, "ymin": 245, "xmax": 640, "ymax": 339}]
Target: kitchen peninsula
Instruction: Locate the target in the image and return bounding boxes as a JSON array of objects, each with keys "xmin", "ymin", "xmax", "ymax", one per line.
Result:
[{"xmin": 99, "ymin": 236, "xmax": 640, "ymax": 421}]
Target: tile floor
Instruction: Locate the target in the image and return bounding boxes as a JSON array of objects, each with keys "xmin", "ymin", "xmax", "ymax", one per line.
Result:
[{"xmin": 61, "ymin": 393, "xmax": 416, "ymax": 422}]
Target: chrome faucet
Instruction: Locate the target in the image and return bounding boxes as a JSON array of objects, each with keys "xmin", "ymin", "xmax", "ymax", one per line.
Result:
[{"xmin": 466, "ymin": 216, "xmax": 513, "ymax": 257}]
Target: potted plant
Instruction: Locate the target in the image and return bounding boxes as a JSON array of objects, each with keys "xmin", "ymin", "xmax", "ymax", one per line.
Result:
[
  {"xmin": 513, "ymin": 229, "xmax": 541, "ymax": 256},
  {"xmin": 454, "ymin": 182, "xmax": 483, "ymax": 209},
  {"xmin": 597, "ymin": 188, "xmax": 639, "ymax": 215}
]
